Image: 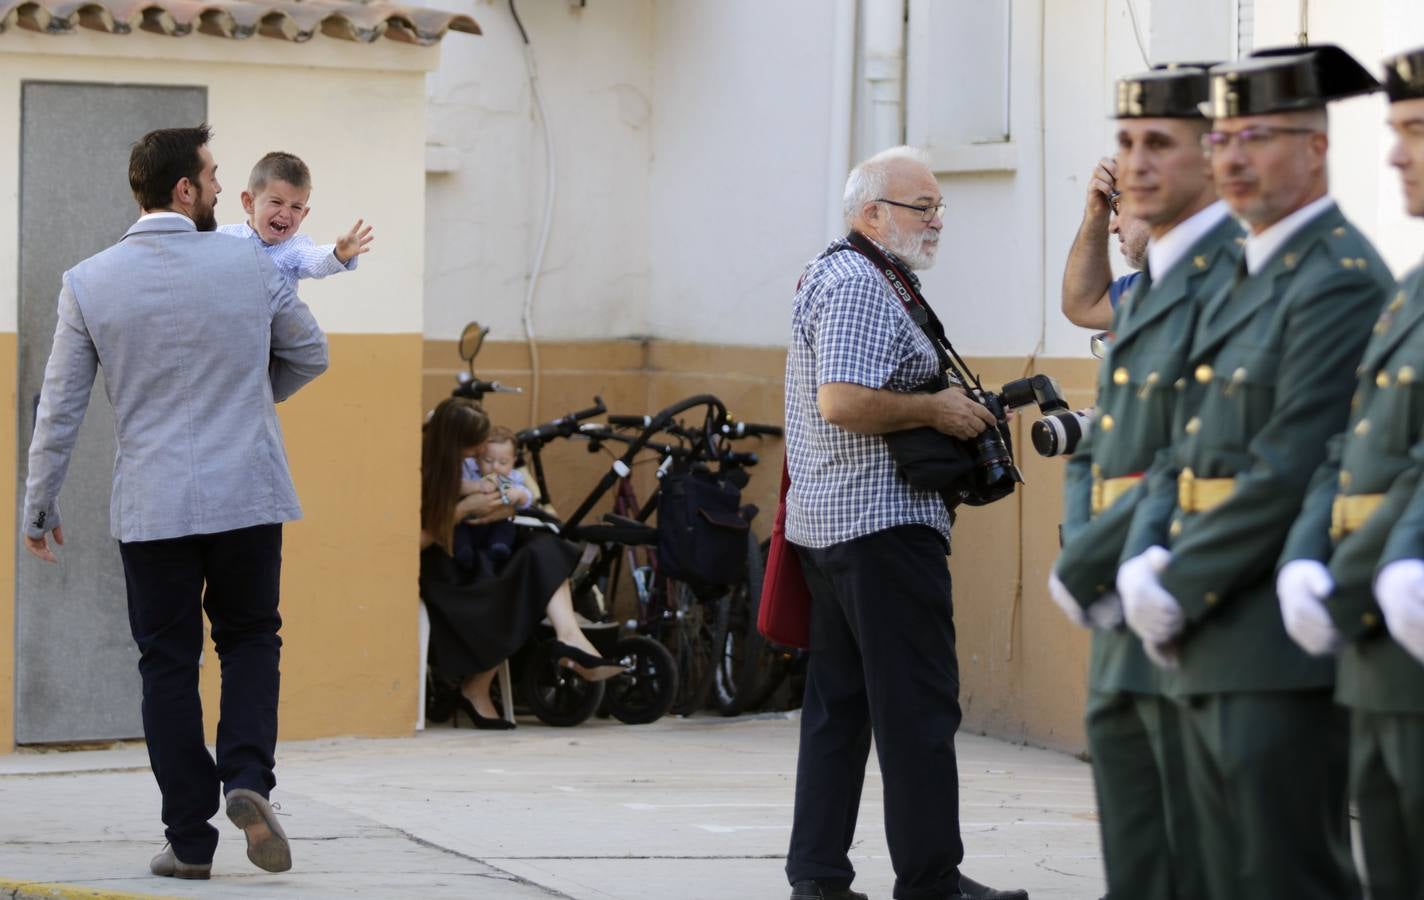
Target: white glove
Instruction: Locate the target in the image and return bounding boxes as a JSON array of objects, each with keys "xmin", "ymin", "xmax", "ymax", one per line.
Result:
[
  {"xmin": 1086, "ymin": 592, "xmax": 1125, "ymax": 630},
  {"xmin": 1117, "ymin": 546, "xmax": 1184, "ymax": 645},
  {"xmin": 1047, "ymin": 571, "xmax": 1089, "ymax": 627},
  {"xmin": 1375, "ymin": 559, "xmax": 1424, "ymax": 665},
  {"xmin": 1276, "ymin": 559, "xmax": 1341, "ymax": 656}
]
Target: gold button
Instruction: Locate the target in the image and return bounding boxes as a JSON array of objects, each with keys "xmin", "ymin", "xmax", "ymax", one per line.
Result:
[
  {"xmin": 1205, "ymin": 592, "xmax": 1220, "ymax": 606},
  {"xmin": 1232, "ymin": 367, "xmax": 1248, "ymax": 384},
  {"xmin": 1170, "ymin": 520, "xmax": 1183, "ymax": 538},
  {"xmin": 1363, "ymin": 612, "xmax": 1379, "ymax": 627},
  {"xmin": 1392, "ymin": 292, "xmax": 1407, "ymax": 312},
  {"xmin": 1100, "ymin": 414, "xmax": 1115, "ymax": 432},
  {"xmin": 1194, "ymin": 255, "xmax": 1208, "ymax": 270},
  {"xmin": 1113, "ymin": 367, "xmax": 1130, "ymax": 386},
  {"xmin": 1376, "ymin": 320, "xmax": 1390, "ymax": 336},
  {"xmin": 1185, "ymin": 417, "xmax": 1201, "ymax": 435},
  {"xmin": 1355, "ymin": 419, "xmax": 1371, "ymax": 437},
  {"xmin": 1195, "ymin": 364, "xmax": 1214, "ymax": 383},
  {"xmin": 1400, "ymin": 366, "xmax": 1416, "ymax": 385},
  {"xmin": 1342, "ymin": 257, "xmax": 1356, "ymax": 269},
  {"xmin": 1378, "ymin": 371, "xmax": 1392, "ymax": 389},
  {"xmin": 1333, "ymin": 226, "xmax": 1347, "ymax": 237},
  {"xmin": 1145, "ymin": 372, "xmax": 1160, "ymax": 385},
  {"xmin": 1356, "ymin": 257, "xmax": 1368, "ymax": 269},
  {"xmin": 1339, "ymin": 470, "xmax": 1353, "ymax": 489},
  {"xmin": 1175, "ymin": 378, "xmax": 1187, "ymax": 391},
  {"xmin": 1284, "ymin": 253, "xmax": 1297, "ymax": 269}
]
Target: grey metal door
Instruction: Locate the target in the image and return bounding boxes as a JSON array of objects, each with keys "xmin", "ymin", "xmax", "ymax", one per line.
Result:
[{"xmin": 15, "ymin": 82, "xmax": 206, "ymax": 743}]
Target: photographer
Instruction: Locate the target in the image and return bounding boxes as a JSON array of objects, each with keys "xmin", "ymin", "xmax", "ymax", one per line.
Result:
[
  {"xmin": 781, "ymin": 145, "xmax": 1025, "ymax": 900},
  {"xmin": 1062, "ymin": 156, "xmax": 1151, "ymax": 330}
]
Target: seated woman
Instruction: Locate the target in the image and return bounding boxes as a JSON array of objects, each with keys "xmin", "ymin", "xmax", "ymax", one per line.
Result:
[{"xmin": 420, "ymin": 397, "xmax": 621, "ymax": 730}]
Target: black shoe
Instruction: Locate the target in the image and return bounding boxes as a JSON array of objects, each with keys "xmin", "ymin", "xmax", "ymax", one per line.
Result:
[
  {"xmin": 455, "ymin": 696, "xmax": 516, "ymax": 730},
  {"xmin": 789, "ymin": 880, "xmax": 868, "ymax": 900},
  {"xmin": 549, "ymin": 640, "xmax": 622, "ymax": 669},
  {"xmin": 952, "ymin": 874, "xmax": 1028, "ymax": 899}
]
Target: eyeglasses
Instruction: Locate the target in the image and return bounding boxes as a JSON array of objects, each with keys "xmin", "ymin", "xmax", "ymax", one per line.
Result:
[
  {"xmin": 875, "ymin": 198, "xmax": 947, "ymax": 222},
  {"xmin": 1201, "ymin": 125, "xmax": 1320, "ymax": 153}
]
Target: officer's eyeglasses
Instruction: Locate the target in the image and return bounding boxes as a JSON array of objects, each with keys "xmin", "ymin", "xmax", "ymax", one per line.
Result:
[
  {"xmin": 876, "ymin": 198, "xmax": 947, "ymax": 222},
  {"xmin": 1201, "ymin": 125, "xmax": 1320, "ymax": 154}
]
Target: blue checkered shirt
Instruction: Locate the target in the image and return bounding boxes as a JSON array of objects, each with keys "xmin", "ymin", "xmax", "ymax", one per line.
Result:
[
  {"xmin": 784, "ymin": 237, "xmax": 953, "ymax": 548},
  {"xmin": 218, "ymin": 223, "xmax": 356, "ymax": 287}
]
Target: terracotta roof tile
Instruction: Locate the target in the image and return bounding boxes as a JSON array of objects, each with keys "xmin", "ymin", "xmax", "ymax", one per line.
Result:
[{"xmin": 0, "ymin": 0, "xmax": 479, "ymax": 45}]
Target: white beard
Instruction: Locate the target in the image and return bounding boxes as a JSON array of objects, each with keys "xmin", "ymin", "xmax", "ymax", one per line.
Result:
[{"xmin": 882, "ymin": 216, "xmax": 940, "ymax": 271}]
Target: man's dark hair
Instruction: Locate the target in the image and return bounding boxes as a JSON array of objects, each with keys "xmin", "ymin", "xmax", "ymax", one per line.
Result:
[
  {"xmin": 247, "ymin": 151, "xmax": 312, "ymax": 194},
  {"xmin": 128, "ymin": 124, "xmax": 213, "ymax": 211}
]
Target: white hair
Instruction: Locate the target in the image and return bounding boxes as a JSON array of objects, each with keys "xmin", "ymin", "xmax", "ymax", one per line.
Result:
[{"xmin": 842, "ymin": 145, "xmax": 933, "ymax": 229}]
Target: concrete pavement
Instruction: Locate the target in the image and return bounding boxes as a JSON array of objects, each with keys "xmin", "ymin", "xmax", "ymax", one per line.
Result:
[{"xmin": 0, "ymin": 713, "xmax": 1105, "ymax": 899}]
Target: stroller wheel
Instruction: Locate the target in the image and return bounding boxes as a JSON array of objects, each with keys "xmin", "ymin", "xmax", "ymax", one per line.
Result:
[
  {"xmin": 522, "ymin": 640, "xmax": 605, "ymax": 727},
  {"xmin": 603, "ymin": 636, "xmax": 679, "ymax": 725}
]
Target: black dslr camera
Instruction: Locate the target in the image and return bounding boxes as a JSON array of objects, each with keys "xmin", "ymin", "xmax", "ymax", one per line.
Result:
[{"xmin": 958, "ymin": 374, "xmax": 1078, "ymax": 504}]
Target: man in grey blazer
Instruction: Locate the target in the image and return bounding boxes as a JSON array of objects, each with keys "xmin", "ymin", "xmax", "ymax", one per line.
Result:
[{"xmin": 22, "ymin": 125, "xmax": 328, "ymax": 880}]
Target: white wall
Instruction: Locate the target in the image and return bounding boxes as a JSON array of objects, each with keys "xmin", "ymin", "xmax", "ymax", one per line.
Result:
[
  {"xmin": 645, "ymin": 0, "xmax": 843, "ymax": 346},
  {"xmin": 0, "ymin": 30, "xmax": 433, "ymax": 336},
  {"xmin": 418, "ymin": 0, "xmax": 1424, "ymax": 356},
  {"xmin": 422, "ymin": 0, "xmax": 654, "ymax": 344}
]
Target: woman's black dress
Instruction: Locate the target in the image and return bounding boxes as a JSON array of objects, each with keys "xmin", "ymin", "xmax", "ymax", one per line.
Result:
[{"xmin": 420, "ymin": 531, "xmax": 580, "ymax": 678}]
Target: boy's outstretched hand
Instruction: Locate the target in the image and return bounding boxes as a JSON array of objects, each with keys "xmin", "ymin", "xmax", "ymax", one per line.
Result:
[{"xmin": 335, "ymin": 219, "xmax": 374, "ymax": 264}]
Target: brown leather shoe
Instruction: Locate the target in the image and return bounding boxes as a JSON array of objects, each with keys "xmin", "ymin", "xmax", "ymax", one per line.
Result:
[
  {"xmin": 224, "ymin": 788, "xmax": 292, "ymax": 873},
  {"xmin": 149, "ymin": 843, "xmax": 211, "ymax": 880}
]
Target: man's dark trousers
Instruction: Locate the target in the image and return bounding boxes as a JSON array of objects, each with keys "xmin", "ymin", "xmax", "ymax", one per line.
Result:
[
  {"xmin": 119, "ymin": 524, "xmax": 284, "ymax": 864},
  {"xmin": 787, "ymin": 525, "xmax": 963, "ymax": 900}
]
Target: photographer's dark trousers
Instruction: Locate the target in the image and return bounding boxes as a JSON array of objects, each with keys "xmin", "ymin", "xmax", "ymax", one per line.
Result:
[
  {"xmin": 786, "ymin": 525, "xmax": 963, "ymax": 900},
  {"xmin": 119, "ymin": 524, "xmax": 283, "ymax": 865}
]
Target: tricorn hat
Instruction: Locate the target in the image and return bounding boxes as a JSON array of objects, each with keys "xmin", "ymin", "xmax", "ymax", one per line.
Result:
[
  {"xmin": 1383, "ymin": 47, "xmax": 1424, "ymax": 103},
  {"xmin": 1204, "ymin": 44, "xmax": 1380, "ymax": 117},
  {"xmin": 1115, "ymin": 66, "xmax": 1213, "ymax": 119}
]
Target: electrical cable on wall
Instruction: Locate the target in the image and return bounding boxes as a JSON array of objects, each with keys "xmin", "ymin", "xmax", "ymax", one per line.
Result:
[
  {"xmin": 1124, "ymin": 0, "xmax": 1151, "ymax": 68},
  {"xmin": 510, "ymin": 0, "xmax": 555, "ymax": 427}
]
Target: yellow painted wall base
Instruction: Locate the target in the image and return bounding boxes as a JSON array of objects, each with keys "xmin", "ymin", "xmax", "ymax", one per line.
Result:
[
  {"xmin": 196, "ymin": 333, "xmax": 424, "ymax": 743},
  {"xmin": 0, "ymin": 332, "xmax": 424, "ymax": 751},
  {"xmin": 426, "ymin": 339, "xmax": 1100, "ymax": 753}
]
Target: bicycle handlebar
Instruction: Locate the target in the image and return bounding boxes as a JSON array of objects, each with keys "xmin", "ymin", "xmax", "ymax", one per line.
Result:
[
  {"xmin": 452, "ymin": 374, "xmax": 523, "ymax": 400},
  {"xmin": 607, "ymin": 414, "xmax": 653, "ymax": 429},
  {"xmin": 721, "ymin": 420, "xmax": 783, "ymax": 438},
  {"xmin": 516, "ymin": 397, "xmax": 607, "ymax": 444}
]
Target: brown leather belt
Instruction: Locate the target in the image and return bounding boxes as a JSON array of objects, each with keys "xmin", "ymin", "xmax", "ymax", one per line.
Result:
[
  {"xmin": 1091, "ymin": 474, "xmax": 1143, "ymax": 517},
  {"xmin": 1177, "ymin": 468, "xmax": 1234, "ymax": 514},
  {"xmin": 1331, "ymin": 493, "xmax": 1384, "ymax": 541}
]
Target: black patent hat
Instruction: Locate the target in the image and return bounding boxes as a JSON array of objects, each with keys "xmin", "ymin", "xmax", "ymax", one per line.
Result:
[
  {"xmin": 1383, "ymin": 47, "xmax": 1424, "ymax": 102},
  {"xmin": 1115, "ymin": 66, "xmax": 1212, "ymax": 119},
  {"xmin": 1204, "ymin": 44, "xmax": 1381, "ymax": 117}
]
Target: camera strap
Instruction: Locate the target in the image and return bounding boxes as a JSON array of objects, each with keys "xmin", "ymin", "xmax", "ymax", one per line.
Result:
[{"xmin": 843, "ymin": 231, "xmax": 981, "ymax": 392}]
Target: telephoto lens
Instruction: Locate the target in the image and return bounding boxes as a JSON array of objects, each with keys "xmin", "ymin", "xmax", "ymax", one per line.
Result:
[{"xmin": 1032, "ymin": 408, "xmax": 1095, "ymax": 457}]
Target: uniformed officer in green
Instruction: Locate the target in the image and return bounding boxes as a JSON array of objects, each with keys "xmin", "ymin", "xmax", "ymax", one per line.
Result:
[
  {"xmin": 1276, "ymin": 45, "xmax": 1424, "ymax": 900},
  {"xmin": 1114, "ymin": 45, "xmax": 1394, "ymax": 900},
  {"xmin": 1048, "ymin": 64, "xmax": 1236, "ymax": 900}
]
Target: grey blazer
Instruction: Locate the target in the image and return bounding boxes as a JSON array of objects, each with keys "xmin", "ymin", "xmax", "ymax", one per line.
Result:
[{"xmin": 23, "ymin": 214, "xmax": 329, "ymax": 543}]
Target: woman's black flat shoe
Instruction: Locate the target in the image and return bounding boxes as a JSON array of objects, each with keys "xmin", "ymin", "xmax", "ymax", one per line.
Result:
[
  {"xmin": 455, "ymin": 697, "xmax": 516, "ymax": 730},
  {"xmin": 549, "ymin": 640, "xmax": 622, "ymax": 669}
]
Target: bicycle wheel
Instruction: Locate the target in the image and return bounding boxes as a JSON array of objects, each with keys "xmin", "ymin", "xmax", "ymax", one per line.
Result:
[
  {"xmin": 667, "ymin": 580, "xmax": 731, "ymax": 716},
  {"xmin": 521, "ymin": 642, "xmax": 606, "ymax": 727},
  {"xmin": 713, "ymin": 534, "xmax": 788, "ymax": 715},
  {"xmin": 603, "ymin": 636, "xmax": 679, "ymax": 725}
]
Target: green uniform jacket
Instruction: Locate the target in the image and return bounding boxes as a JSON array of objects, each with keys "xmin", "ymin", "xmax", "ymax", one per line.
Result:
[
  {"xmin": 1056, "ymin": 211, "xmax": 1243, "ymax": 694},
  {"xmin": 1283, "ymin": 265, "xmax": 1424, "ymax": 714},
  {"xmin": 1148, "ymin": 204, "xmax": 1393, "ymax": 695}
]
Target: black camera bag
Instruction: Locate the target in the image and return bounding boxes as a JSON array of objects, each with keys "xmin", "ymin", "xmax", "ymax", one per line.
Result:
[
  {"xmin": 883, "ymin": 424, "xmax": 977, "ymax": 490},
  {"xmin": 657, "ymin": 469, "xmax": 749, "ymax": 586}
]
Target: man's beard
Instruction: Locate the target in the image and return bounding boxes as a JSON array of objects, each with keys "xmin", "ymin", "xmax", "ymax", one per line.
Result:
[
  {"xmin": 192, "ymin": 195, "xmax": 217, "ymax": 233},
  {"xmin": 881, "ymin": 216, "xmax": 939, "ymax": 271}
]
